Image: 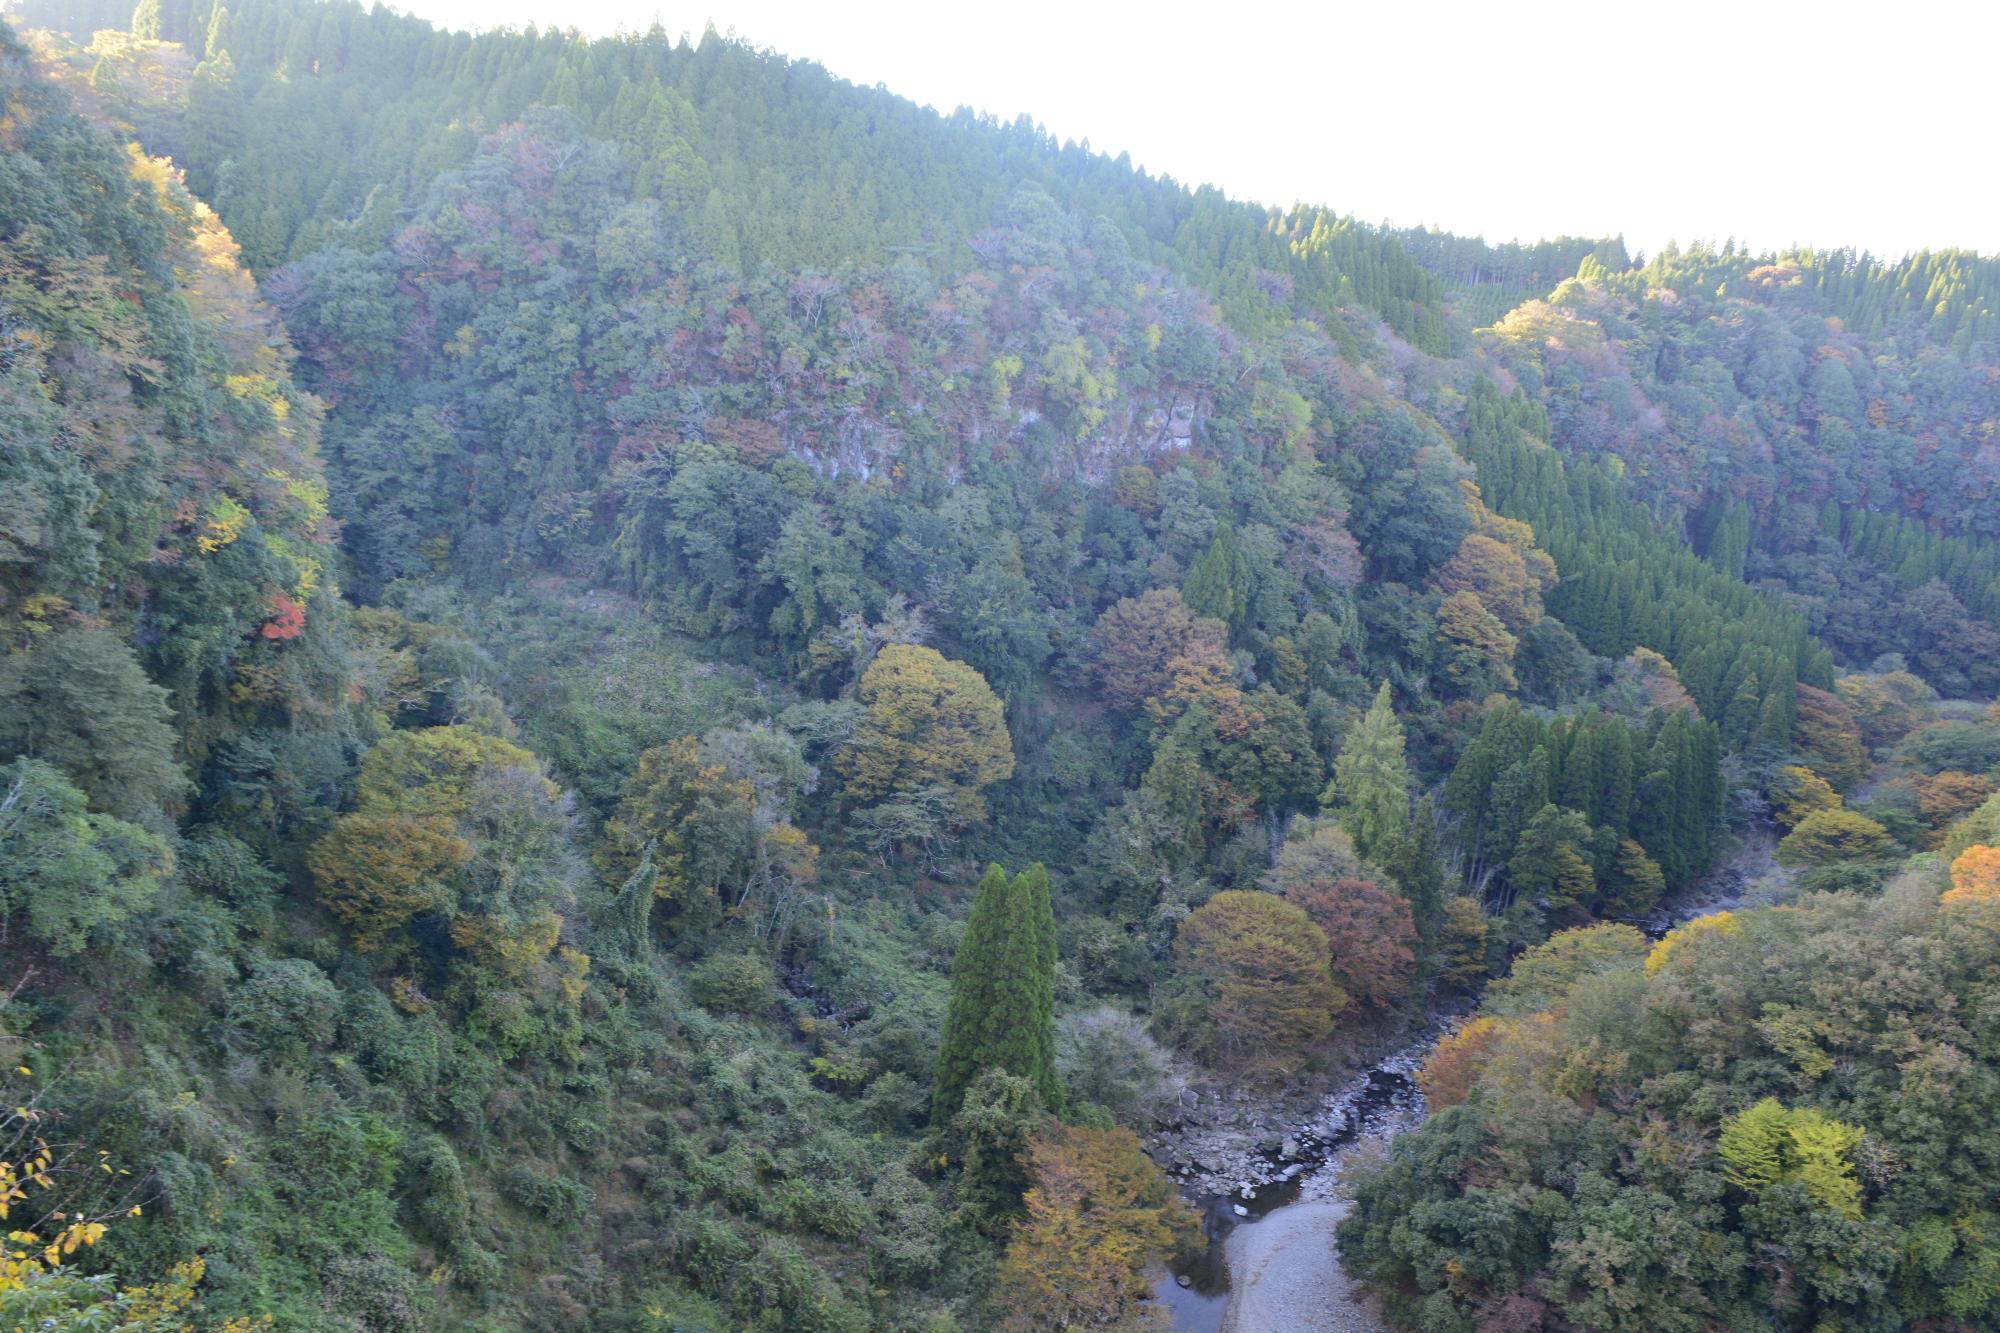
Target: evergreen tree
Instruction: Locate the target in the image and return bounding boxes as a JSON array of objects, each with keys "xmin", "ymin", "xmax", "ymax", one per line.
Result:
[
  {"xmin": 1386, "ymin": 795, "xmax": 1448, "ymax": 949},
  {"xmin": 1182, "ymin": 521, "xmax": 1245, "ymax": 631},
  {"xmin": 205, "ymin": 1, "xmax": 230, "ymax": 56},
  {"xmin": 0, "ymin": 629, "xmax": 188, "ymax": 823},
  {"xmin": 1325, "ymin": 681, "xmax": 1410, "ymax": 862},
  {"xmin": 932, "ymin": 863, "xmax": 1061, "ymax": 1123},
  {"xmin": 1509, "ymin": 804, "xmax": 1595, "ymax": 914},
  {"xmin": 130, "ymin": 0, "xmax": 161, "ymax": 38}
]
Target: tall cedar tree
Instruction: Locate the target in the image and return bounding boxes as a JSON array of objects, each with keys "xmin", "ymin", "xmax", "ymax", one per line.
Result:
[
  {"xmin": 932, "ymin": 863, "xmax": 1061, "ymax": 1122},
  {"xmin": 1327, "ymin": 681, "xmax": 1411, "ymax": 862},
  {"xmin": 1386, "ymin": 794, "xmax": 1449, "ymax": 948}
]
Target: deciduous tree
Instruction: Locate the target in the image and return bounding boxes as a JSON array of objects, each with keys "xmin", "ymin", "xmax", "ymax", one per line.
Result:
[
  {"xmin": 1942, "ymin": 845, "xmax": 2000, "ymax": 906},
  {"xmin": 308, "ymin": 813, "xmax": 472, "ymax": 951},
  {"xmin": 1280, "ymin": 877, "xmax": 1416, "ymax": 1008},
  {"xmin": 1793, "ymin": 684, "xmax": 1868, "ymax": 791},
  {"xmin": 841, "ymin": 644, "xmax": 1013, "ymax": 826},
  {"xmin": 1437, "ymin": 533, "xmax": 1542, "ymax": 630},
  {"xmin": 1768, "ymin": 765, "xmax": 1841, "ymax": 830},
  {"xmin": 1717, "ymin": 1098, "xmax": 1865, "ymax": 1219},
  {"xmin": 996, "ymin": 1125, "xmax": 1199, "ymax": 1331},
  {"xmin": 1776, "ymin": 808, "xmax": 1893, "ymax": 867},
  {"xmin": 1419, "ymin": 1016, "xmax": 1504, "ymax": 1110},
  {"xmin": 1089, "ymin": 588, "xmax": 1227, "ymax": 713},
  {"xmin": 1173, "ymin": 890, "xmax": 1343, "ymax": 1070}
]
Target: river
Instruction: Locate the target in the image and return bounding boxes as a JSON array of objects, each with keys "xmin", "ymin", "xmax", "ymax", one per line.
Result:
[{"xmin": 1154, "ymin": 831, "xmax": 1769, "ymax": 1331}]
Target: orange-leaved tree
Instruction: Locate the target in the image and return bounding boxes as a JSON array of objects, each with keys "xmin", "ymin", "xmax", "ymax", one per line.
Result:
[
  {"xmin": 1916, "ymin": 772, "xmax": 1995, "ymax": 839},
  {"xmin": 1942, "ymin": 845, "xmax": 2000, "ymax": 906},
  {"xmin": 1089, "ymin": 588, "xmax": 1227, "ymax": 713},
  {"xmin": 1279, "ymin": 877, "xmax": 1416, "ymax": 1009},
  {"xmin": 1419, "ymin": 1016, "xmax": 1506, "ymax": 1112},
  {"xmin": 1437, "ymin": 533, "xmax": 1543, "ymax": 631}
]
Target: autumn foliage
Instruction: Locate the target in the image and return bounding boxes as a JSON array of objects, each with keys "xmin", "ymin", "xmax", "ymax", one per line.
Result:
[
  {"xmin": 306, "ymin": 813, "xmax": 471, "ymax": 950},
  {"xmin": 1419, "ymin": 1016, "xmax": 1504, "ymax": 1111},
  {"xmin": 1768, "ymin": 764, "xmax": 1841, "ymax": 830},
  {"xmin": 308, "ymin": 726, "xmax": 575, "ymax": 977},
  {"xmin": 259, "ymin": 590, "xmax": 306, "ymax": 640},
  {"xmin": 1717, "ymin": 1098, "xmax": 1865, "ymax": 1219},
  {"xmin": 996, "ymin": 1125, "xmax": 1199, "ymax": 1331},
  {"xmin": 1916, "ymin": 771, "xmax": 1995, "ymax": 836},
  {"xmin": 1438, "ymin": 533, "xmax": 1542, "ymax": 631},
  {"xmin": 1281, "ymin": 877, "xmax": 1417, "ymax": 1008},
  {"xmin": 1645, "ymin": 910, "xmax": 1743, "ymax": 976},
  {"xmin": 1173, "ymin": 890, "xmax": 1344, "ymax": 1070},
  {"xmin": 1089, "ymin": 588, "xmax": 1228, "ymax": 713},
  {"xmin": 605, "ymin": 737, "xmax": 757, "ymax": 930},
  {"xmin": 840, "ymin": 644, "xmax": 1014, "ymax": 826},
  {"xmin": 1942, "ymin": 845, "xmax": 2000, "ymax": 906},
  {"xmin": 1776, "ymin": 807, "xmax": 1894, "ymax": 866}
]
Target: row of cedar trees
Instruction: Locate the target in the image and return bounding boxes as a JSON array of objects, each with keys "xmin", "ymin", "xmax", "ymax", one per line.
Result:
[
  {"xmin": 1460, "ymin": 379, "xmax": 1832, "ymax": 754},
  {"xmin": 1444, "ymin": 701, "xmax": 1721, "ymax": 915}
]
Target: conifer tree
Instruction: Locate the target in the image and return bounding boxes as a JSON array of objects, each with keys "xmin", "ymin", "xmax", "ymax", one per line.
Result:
[
  {"xmin": 1386, "ymin": 795, "xmax": 1448, "ymax": 949},
  {"xmin": 1182, "ymin": 522, "xmax": 1245, "ymax": 631},
  {"xmin": 1325, "ymin": 681, "xmax": 1410, "ymax": 862},
  {"xmin": 205, "ymin": 2, "xmax": 231, "ymax": 56},
  {"xmin": 932, "ymin": 863, "xmax": 1062, "ymax": 1123}
]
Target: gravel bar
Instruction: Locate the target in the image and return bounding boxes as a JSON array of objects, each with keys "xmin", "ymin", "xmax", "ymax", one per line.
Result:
[{"xmin": 1220, "ymin": 1201, "xmax": 1385, "ymax": 1333}]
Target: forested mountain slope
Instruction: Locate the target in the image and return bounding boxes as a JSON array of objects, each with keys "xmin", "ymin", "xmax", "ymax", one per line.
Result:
[
  {"xmin": 15, "ymin": 0, "xmax": 1453, "ymax": 354},
  {"xmin": 3, "ymin": 2, "xmax": 1999, "ymax": 1330}
]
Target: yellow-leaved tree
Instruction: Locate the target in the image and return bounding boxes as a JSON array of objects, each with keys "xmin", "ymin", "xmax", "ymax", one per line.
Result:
[
  {"xmin": 1767, "ymin": 765, "xmax": 1841, "ymax": 830},
  {"xmin": 840, "ymin": 644, "xmax": 1013, "ymax": 829},
  {"xmin": 1717, "ymin": 1097, "xmax": 1866, "ymax": 1218},
  {"xmin": 0, "ymin": 1042, "xmax": 266, "ymax": 1328},
  {"xmin": 1646, "ymin": 911, "xmax": 1744, "ymax": 976},
  {"xmin": 308, "ymin": 726, "xmax": 581, "ymax": 986},
  {"xmin": 995, "ymin": 1124, "xmax": 1198, "ymax": 1331},
  {"xmin": 602, "ymin": 728, "xmax": 821, "ymax": 942}
]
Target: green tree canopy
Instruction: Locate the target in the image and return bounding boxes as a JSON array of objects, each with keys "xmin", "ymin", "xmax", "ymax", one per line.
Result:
[
  {"xmin": 932, "ymin": 863, "xmax": 1061, "ymax": 1122},
  {"xmin": 1325, "ymin": 680, "xmax": 1410, "ymax": 861}
]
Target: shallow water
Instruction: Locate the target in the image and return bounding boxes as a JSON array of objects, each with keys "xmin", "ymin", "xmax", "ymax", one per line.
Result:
[{"xmin": 1154, "ymin": 1051, "xmax": 1429, "ymax": 1329}]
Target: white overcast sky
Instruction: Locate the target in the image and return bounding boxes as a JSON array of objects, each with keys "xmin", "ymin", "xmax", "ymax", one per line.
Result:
[{"xmin": 385, "ymin": 0, "xmax": 1994, "ymax": 260}]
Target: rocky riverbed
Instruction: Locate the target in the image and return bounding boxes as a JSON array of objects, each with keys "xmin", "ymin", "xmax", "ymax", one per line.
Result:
[
  {"xmin": 1144, "ymin": 1028, "xmax": 1440, "ymax": 1202},
  {"xmin": 1147, "ymin": 1032, "xmax": 1438, "ymax": 1331}
]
